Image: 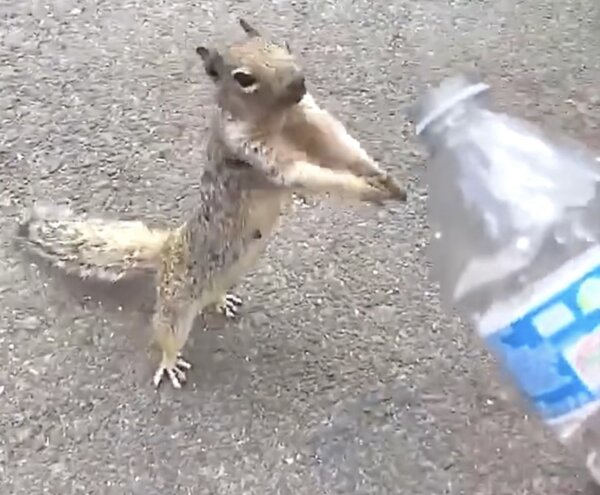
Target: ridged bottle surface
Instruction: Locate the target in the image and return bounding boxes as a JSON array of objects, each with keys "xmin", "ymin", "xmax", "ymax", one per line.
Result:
[{"xmin": 415, "ymin": 74, "xmax": 600, "ymax": 484}]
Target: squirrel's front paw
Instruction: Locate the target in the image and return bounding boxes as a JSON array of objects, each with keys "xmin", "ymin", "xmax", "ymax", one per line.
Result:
[{"xmin": 365, "ymin": 173, "xmax": 407, "ymax": 203}]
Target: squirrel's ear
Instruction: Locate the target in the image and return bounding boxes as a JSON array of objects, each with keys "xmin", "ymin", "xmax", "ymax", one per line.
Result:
[
  {"xmin": 239, "ymin": 18, "xmax": 260, "ymax": 37},
  {"xmin": 196, "ymin": 46, "xmax": 223, "ymax": 80}
]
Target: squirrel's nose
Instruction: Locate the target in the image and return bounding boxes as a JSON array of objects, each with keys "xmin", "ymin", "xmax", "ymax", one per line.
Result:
[{"xmin": 287, "ymin": 74, "xmax": 307, "ymax": 103}]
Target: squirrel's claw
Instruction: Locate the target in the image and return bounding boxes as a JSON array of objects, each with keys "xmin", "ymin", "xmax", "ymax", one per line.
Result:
[
  {"xmin": 366, "ymin": 173, "xmax": 407, "ymax": 202},
  {"xmin": 214, "ymin": 293, "xmax": 243, "ymax": 319},
  {"xmin": 153, "ymin": 354, "xmax": 192, "ymax": 389}
]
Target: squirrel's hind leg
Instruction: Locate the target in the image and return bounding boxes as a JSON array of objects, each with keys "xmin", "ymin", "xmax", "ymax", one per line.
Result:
[
  {"xmin": 151, "ymin": 302, "xmax": 197, "ymax": 389},
  {"xmin": 151, "ymin": 237, "xmax": 199, "ymax": 389}
]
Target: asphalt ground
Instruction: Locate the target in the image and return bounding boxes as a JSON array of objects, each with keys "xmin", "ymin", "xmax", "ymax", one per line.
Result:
[{"xmin": 1, "ymin": 0, "xmax": 600, "ymax": 493}]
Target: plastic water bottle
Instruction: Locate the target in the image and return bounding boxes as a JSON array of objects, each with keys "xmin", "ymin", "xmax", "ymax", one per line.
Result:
[{"xmin": 413, "ymin": 73, "xmax": 600, "ymax": 484}]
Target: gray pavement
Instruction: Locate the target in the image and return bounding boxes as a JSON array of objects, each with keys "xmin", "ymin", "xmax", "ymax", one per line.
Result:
[{"xmin": 1, "ymin": 0, "xmax": 600, "ymax": 493}]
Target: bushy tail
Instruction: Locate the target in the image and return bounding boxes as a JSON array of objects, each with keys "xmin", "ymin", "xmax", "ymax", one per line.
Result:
[{"xmin": 17, "ymin": 204, "xmax": 171, "ymax": 281}]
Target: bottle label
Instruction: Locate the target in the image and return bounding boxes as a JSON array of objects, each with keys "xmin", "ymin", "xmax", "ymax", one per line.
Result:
[{"xmin": 478, "ymin": 247, "xmax": 600, "ymax": 425}]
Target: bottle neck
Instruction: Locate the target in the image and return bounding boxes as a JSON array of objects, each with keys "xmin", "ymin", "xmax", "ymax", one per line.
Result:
[
  {"xmin": 415, "ymin": 81, "xmax": 490, "ymax": 136},
  {"xmin": 419, "ymin": 100, "xmax": 483, "ymax": 153}
]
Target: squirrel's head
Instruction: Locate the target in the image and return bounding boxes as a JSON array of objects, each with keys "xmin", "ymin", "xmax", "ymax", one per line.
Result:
[{"xmin": 196, "ymin": 19, "xmax": 306, "ymax": 121}]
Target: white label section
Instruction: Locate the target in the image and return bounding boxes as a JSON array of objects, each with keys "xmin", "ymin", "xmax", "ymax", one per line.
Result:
[{"xmin": 477, "ymin": 245, "xmax": 600, "ymax": 337}]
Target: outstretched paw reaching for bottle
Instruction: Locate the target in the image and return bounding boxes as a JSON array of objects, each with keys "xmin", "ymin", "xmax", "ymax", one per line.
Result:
[{"xmin": 364, "ymin": 172, "xmax": 407, "ymax": 203}]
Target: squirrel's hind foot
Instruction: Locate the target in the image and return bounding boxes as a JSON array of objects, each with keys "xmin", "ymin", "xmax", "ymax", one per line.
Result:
[
  {"xmin": 153, "ymin": 353, "xmax": 192, "ymax": 389},
  {"xmin": 214, "ymin": 293, "xmax": 243, "ymax": 319}
]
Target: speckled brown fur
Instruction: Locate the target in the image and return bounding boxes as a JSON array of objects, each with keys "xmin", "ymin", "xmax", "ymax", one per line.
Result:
[{"xmin": 17, "ymin": 18, "xmax": 407, "ymax": 389}]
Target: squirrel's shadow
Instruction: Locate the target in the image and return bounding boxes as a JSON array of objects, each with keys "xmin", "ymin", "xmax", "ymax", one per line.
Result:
[{"xmin": 20, "ymin": 252, "xmax": 248, "ymax": 387}]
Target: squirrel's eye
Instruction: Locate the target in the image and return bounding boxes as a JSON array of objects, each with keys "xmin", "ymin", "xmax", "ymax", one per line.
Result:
[
  {"xmin": 232, "ymin": 70, "xmax": 257, "ymax": 89},
  {"xmin": 206, "ymin": 67, "xmax": 219, "ymax": 79}
]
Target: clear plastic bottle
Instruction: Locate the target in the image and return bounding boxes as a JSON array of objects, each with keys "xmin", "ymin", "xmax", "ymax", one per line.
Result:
[{"xmin": 413, "ymin": 73, "xmax": 600, "ymax": 483}]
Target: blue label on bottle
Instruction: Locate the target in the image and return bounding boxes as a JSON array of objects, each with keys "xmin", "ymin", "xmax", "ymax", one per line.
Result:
[{"xmin": 485, "ymin": 261, "xmax": 600, "ymax": 421}]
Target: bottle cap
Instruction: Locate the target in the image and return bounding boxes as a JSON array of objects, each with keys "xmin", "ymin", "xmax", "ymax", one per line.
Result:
[{"xmin": 412, "ymin": 73, "xmax": 490, "ymax": 136}]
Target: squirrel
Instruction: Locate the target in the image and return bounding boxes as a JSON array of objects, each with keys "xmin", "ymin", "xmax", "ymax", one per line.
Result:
[{"xmin": 16, "ymin": 18, "xmax": 407, "ymax": 389}]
